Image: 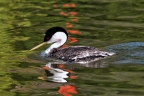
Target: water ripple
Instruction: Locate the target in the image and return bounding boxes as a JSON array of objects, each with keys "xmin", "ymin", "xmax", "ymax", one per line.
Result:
[{"xmin": 107, "ymin": 42, "xmax": 144, "ymax": 64}]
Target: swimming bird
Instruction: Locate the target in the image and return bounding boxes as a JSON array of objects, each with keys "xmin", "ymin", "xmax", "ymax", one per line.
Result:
[{"xmin": 30, "ymin": 27, "xmax": 115, "ymax": 64}]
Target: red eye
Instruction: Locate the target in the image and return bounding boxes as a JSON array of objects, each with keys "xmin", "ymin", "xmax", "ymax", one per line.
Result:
[
  {"xmin": 47, "ymin": 37, "xmax": 49, "ymax": 40},
  {"xmin": 43, "ymin": 35, "xmax": 50, "ymax": 42}
]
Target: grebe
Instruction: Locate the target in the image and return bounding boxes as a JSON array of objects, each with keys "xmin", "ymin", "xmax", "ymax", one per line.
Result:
[{"xmin": 30, "ymin": 27, "xmax": 115, "ymax": 64}]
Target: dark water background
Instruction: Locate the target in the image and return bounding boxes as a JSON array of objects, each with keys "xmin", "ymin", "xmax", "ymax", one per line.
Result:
[{"xmin": 0, "ymin": 0, "xmax": 144, "ymax": 96}]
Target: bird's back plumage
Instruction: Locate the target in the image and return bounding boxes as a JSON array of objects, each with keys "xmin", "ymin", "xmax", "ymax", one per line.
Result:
[{"xmin": 48, "ymin": 46, "xmax": 115, "ymax": 64}]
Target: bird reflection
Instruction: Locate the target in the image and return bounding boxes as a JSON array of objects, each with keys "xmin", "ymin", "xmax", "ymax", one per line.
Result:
[
  {"xmin": 42, "ymin": 59, "xmax": 109, "ymax": 83},
  {"xmin": 79, "ymin": 60, "xmax": 108, "ymax": 68},
  {"xmin": 42, "ymin": 63, "xmax": 77, "ymax": 83},
  {"xmin": 42, "ymin": 63, "xmax": 78, "ymax": 96}
]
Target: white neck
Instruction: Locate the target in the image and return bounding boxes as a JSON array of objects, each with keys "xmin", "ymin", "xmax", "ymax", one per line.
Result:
[{"xmin": 44, "ymin": 32, "xmax": 67, "ymax": 54}]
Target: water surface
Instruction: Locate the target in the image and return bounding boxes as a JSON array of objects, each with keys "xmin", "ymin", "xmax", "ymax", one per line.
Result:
[{"xmin": 0, "ymin": 0, "xmax": 144, "ymax": 96}]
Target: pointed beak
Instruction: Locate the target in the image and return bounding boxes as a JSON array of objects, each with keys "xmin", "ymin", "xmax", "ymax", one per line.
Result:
[{"xmin": 30, "ymin": 42, "xmax": 46, "ymax": 51}]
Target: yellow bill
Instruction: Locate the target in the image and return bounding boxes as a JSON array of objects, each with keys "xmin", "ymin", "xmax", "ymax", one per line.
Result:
[{"xmin": 30, "ymin": 42, "xmax": 46, "ymax": 51}]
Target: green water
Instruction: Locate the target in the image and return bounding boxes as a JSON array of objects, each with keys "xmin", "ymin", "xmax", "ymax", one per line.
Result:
[{"xmin": 0, "ymin": 0, "xmax": 144, "ymax": 96}]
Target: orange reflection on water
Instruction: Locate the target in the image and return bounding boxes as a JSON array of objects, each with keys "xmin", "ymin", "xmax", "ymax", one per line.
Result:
[
  {"xmin": 58, "ymin": 64, "xmax": 75, "ymax": 73},
  {"xmin": 71, "ymin": 3, "xmax": 76, "ymax": 8},
  {"xmin": 68, "ymin": 37, "xmax": 78, "ymax": 43},
  {"xmin": 69, "ymin": 12, "xmax": 77, "ymax": 16},
  {"xmin": 67, "ymin": 30, "xmax": 81, "ymax": 35},
  {"xmin": 70, "ymin": 75, "xmax": 77, "ymax": 79},
  {"xmin": 63, "ymin": 4, "xmax": 71, "ymax": 8},
  {"xmin": 71, "ymin": 18, "xmax": 78, "ymax": 22},
  {"xmin": 53, "ymin": 4, "xmax": 58, "ymax": 8},
  {"xmin": 58, "ymin": 84, "xmax": 78, "ymax": 96},
  {"xmin": 60, "ymin": 11, "xmax": 77, "ymax": 17},
  {"xmin": 60, "ymin": 11, "xmax": 65, "ymax": 15},
  {"xmin": 42, "ymin": 66, "xmax": 49, "ymax": 70},
  {"xmin": 60, "ymin": 11, "xmax": 69, "ymax": 16},
  {"xmin": 63, "ymin": 3, "xmax": 76, "ymax": 8},
  {"xmin": 63, "ymin": 13, "xmax": 69, "ymax": 16},
  {"xmin": 66, "ymin": 23, "xmax": 73, "ymax": 28},
  {"xmin": 57, "ymin": 3, "xmax": 81, "ymax": 46}
]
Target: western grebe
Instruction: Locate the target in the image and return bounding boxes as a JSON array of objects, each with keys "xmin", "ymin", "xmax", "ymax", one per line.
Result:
[{"xmin": 30, "ymin": 27, "xmax": 115, "ymax": 64}]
